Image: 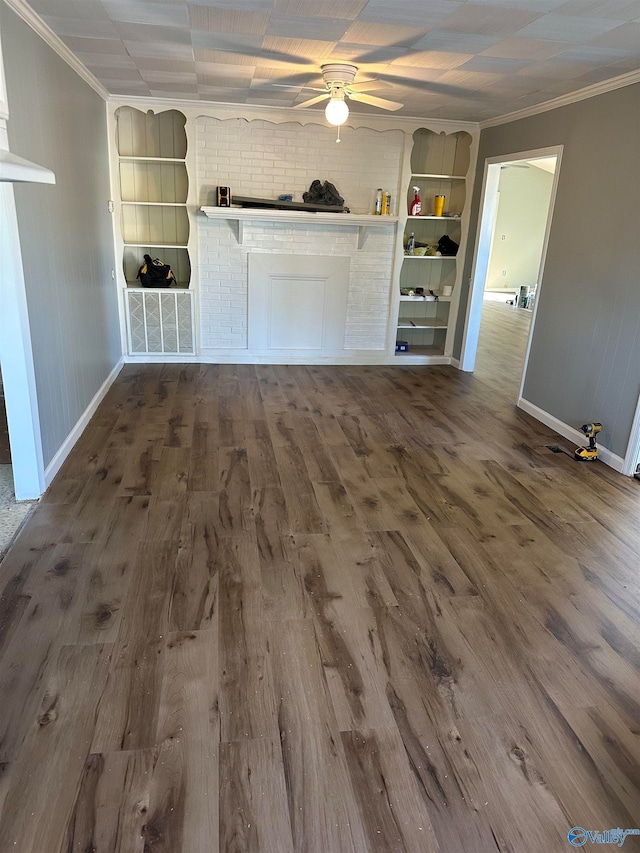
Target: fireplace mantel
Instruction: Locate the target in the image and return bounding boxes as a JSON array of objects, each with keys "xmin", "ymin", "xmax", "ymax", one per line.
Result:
[{"xmin": 200, "ymin": 206, "xmax": 399, "ymax": 248}]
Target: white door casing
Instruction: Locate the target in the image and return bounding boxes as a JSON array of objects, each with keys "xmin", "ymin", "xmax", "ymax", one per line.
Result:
[{"xmin": 459, "ymin": 145, "xmax": 563, "ymax": 384}]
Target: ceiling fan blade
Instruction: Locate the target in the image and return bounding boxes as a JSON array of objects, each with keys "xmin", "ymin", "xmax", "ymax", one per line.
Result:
[
  {"xmin": 256, "ymin": 48, "xmax": 315, "ymax": 66},
  {"xmin": 377, "ymin": 73, "xmax": 478, "ymax": 100},
  {"xmin": 347, "ymin": 92, "xmax": 404, "ymax": 112},
  {"xmin": 270, "ymin": 84, "xmax": 328, "ymax": 92},
  {"xmin": 293, "ymin": 93, "xmax": 330, "ymax": 109},
  {"xmin": 346, "ymin": 79, "xmax": 391, "ymax": 93}
]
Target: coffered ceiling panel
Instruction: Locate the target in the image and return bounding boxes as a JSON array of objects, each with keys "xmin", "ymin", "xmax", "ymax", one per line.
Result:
[
  {"xmin": 359, "ymin": 0, "xmax": 463, "ymax": 26},
  {"xmin": 41, "ymin": 16, "xmax": 120, "ymax": 37},
  {"xmin": 430, "ymin": 4, "xmax": 542, "ymax": 35},
  {"xmin": 274, "ymin": 0, "xmax": 369, "ymax": 19},
  {"xmin": 37, "ymin": 0, "xmax": 111, "ymax": 19},
  {"xmin": 188, "ymin": 6, "xmax": 271, "ymax": 33},
  {"xmin": 515, "ymin": 14, "xmax": 623, "ymax": 39},
  {"xmin": 557, "ymin": 0, "xmax": 640, "ymax": 19},
  {"xmin": 100, "ymin": 1, "xmax": 190, "ymax": 27},
  {"xmin": 410, "ymin": 31, "xmax": 502, "ymax": 52},
  {"xmin": 266, "ymin": 13, "xmax": 351, "ymax": 39},
  {"xmin": 481, "ymin": 36, "xmax": 568, "ymax": 58},
  {"xmin": 341, "ymin": 21, "xmax": 428, "ymax": 46},
  {"xmin": 18, "ymin": 0, "xmax": 640, "ymax": 122}
]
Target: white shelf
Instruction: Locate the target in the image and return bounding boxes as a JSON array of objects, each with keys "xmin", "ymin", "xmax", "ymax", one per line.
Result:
[
  {"xmin": 397, "ymin": 319, "xmax": 448, "ymax": 329},
  {"xmin": 406, "ymin": 215, "xmax": 460, "ymax": 220},
  {"xmin": 200, "ymin": 206, "xmax": 398, "ymax": 248},
  {"xmin": 403, "ymin": 255, "xmax": 457, "ymax": 260},
  {"xmin": 125, "ymin": 284, "xmax": 190, "ymax": 291},
  {"xmin": 124, "ymin": 242, "xmax": 188, "ymax": 249},
  {"xmin": 400, "ymin": 294, "xmax": 452, "ymax": 302},
  {"xmin": 395, "ymin": 345, "xmax": 447, "ymax": 359},
  {"xmin": 121, "ymin": 201, "xmax": 185, "ymax": 207},
  {"xmin": 411, "ymin": 173, "xmax": 466, "ymax": 180},
  {"xmin": 119, "ymin": 156, "xmax": 185, "ymax": 163}
]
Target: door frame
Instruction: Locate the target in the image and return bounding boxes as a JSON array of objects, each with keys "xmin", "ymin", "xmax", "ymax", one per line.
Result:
[{"xmin": 459, "ymin": 145, "xmax": 564, "ymax": 398}]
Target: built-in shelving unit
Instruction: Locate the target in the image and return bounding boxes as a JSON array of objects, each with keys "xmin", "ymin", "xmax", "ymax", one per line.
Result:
[
  {"xmin": 115, "ymin": 108, "xmax": 194, "ymax": 355},
  {"xmin": 116, "ymin": 107, "xmax": 191, "ymax": 289},
  {"xmin": 395, "ymin": 129, "xmax": 472, "ymax": 361}
]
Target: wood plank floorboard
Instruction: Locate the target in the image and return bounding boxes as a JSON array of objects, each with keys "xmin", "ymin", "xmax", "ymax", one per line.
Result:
[{"xmin": 0, "ymin": 303, "xmax": 638, "ymax": 851}]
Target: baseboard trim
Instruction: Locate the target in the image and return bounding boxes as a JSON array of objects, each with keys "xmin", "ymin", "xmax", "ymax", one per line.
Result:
[
  {"xmin": 44, "ymin": 359, "xmax": 124, "ymax": 487},
  {"xmin": 517, "ymin": 397, "xmax": 626, "ymax": 474},
  {"xmin": 123, "ymin": 354, "xmax": 198, "ymax": 364},
  {"xmin": 450, "ymin": 357, "xmax": 461, "ymax": 369},
  {"xmin": 125, "ymin": 351, "xmax": 453, "ymax": 366}
]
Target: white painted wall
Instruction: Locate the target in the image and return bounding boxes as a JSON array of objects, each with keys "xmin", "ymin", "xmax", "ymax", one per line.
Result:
[{"xmin": 485, "ymin": 165, "xmax": 554, "ymax": 292}]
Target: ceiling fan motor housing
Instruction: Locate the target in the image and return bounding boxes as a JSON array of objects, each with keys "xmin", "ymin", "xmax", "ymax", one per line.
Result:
[{"xmin": 321, "ymin": 63, "xmax": 358, "ymax": 93}]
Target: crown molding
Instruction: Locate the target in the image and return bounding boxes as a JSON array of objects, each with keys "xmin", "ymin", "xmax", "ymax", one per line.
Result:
[
  {"xmin": 107, "ymin": 94, "xmax": 480, "ymax": 133},
  {"xmin": 3, "ymin": 0, "xmax": 109, "ymax": 102},
  {"xmin": 481, "ymin": 68, "xmax": 640, "ymax": 129}
]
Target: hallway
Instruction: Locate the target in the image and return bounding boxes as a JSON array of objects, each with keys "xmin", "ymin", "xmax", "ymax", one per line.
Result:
[{"xmin": 0, "ymin": 304, "xmax": 638, "ymax": 852}]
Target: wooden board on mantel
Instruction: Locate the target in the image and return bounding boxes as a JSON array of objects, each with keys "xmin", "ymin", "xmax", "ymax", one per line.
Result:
[{"xmin": 231, "ymin": 195, "xmax": 345, "ymax": 213}]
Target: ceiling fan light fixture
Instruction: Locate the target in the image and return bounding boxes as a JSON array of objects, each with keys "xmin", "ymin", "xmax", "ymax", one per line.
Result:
[{"xmin": 325, "ymin": 95, "xmax": 349, "ymax": 126}]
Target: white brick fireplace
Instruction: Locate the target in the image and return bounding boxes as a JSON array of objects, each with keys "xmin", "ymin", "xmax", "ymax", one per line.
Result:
[{"xmin": 196, "ymin": 117, "xmax": 403, "ymax": 362}]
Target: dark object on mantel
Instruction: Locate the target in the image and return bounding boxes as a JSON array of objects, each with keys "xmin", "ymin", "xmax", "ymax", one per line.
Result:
[
  {"xmin": 303, "ymin": 179, "xmax": 345, "ymax": 208},
  {"xmin": 233, "ymin": 194, "xmax": 345, "ymax": 213}
]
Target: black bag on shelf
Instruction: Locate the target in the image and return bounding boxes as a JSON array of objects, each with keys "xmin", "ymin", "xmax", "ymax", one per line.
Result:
[
  {"xmin": 137, "ymin": 254, "xmax": 175, "ymax": 288},
  {"xmin": 303, "ymin": 179, "xmax": 345, "ymax": 207},
  {"xmin": 437, "ymin": 235, "xmax": 459, "ymax": 256}
]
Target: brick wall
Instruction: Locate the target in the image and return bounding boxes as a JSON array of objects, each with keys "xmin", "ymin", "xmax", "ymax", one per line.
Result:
[{"xmin": 196, "ymin": 117, "xmax": 404, "ymax": 352}]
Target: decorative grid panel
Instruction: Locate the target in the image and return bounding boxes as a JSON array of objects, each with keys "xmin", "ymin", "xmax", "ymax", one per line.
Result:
[
  {"xmin": 126, "ymin": 289, "xmax": 195, "ymax": 356},
  {"xmin": 127, "ymin": 291, "xmax": 147, "ymax": 353},
  {"xmin": 145, "ymin": 293, "xmax": 162, "ymax": 353},
  {"xmin": 161, "ymin": 293, "xmax": 178, "ymax": 352},
  {"xmin": 177, "ymin": 296, "xmax": 194, "ymax": 353}
]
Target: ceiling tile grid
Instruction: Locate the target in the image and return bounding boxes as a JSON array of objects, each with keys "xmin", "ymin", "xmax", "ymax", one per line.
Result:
[{"xmin": 21, "ymin": 0, "xmax": 640, "ymax": 121}]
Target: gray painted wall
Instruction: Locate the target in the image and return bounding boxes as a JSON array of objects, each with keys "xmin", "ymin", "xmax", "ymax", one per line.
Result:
[
  {"xmin": 1, "ymin": 5, "xmax": 121, "ymax": 469},
  {"xmin": 455, "ymin": 84, "xmax": 640, "ymax": 459}
]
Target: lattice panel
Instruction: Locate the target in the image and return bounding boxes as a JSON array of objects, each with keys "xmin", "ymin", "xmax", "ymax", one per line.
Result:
[
  {"xmin": 126, "ymin": 290, "xmax": 195, "ymax": 356},
  {"xmin": 176, "ymin": 296, "xmax": 194, "ymax": 353},
  {"xmin": 127, "ymin": 292, "xmax": 146, "ymax": 353},
  {"xmin": 161, "ymin": 293, "xmax": 178, "ymax": 352}
]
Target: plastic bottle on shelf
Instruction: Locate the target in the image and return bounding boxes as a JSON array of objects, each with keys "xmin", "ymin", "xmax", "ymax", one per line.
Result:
[
  {"xmin": 409, "ymin": 187, "xmax": 421, "ymax": 216},
  {"xmin": 382, "ymin": 192, "xmax": 391, "ymax": 215},
  {"xmin": 374, "ymin": 188, "xmax": 383, "ymax": 215},
  {"xmin": 406, "ymin": 232, "xmax": 415, "ymax": 255}
]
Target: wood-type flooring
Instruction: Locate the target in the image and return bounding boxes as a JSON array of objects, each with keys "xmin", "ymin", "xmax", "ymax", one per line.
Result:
[{"xmin": 0, "ymin": 303, "xmax": 639, "ymax": 852}]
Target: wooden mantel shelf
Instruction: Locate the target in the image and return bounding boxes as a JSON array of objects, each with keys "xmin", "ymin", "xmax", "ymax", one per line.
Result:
[{"xmin": 200, "ymin": 206, "xmax": 399, "ymax": 248}]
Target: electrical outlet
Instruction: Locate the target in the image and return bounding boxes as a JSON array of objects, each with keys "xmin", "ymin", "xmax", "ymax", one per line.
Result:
[
  {"xmin": 501, "ymin": 234, "xmax": 506, "ymax": 240},
  {"xmin": 111, "ymin": 269, "xmax": 115, "ymax": 279},
  {"xmin": 108, "ymin": 200, "xmax": 114, "ymax": 213},
  {"xmin": 502, "ymin": 269, "xmax": 507, "ymax": 276}
]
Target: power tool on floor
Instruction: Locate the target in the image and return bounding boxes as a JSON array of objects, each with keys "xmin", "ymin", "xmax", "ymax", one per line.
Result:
[{"xmin": 574, "ymin": 422, "xmax": 602, "ymax": 461}]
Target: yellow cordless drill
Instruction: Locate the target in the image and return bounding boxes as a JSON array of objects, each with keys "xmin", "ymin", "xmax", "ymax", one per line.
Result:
[{"xmin": 574, "ymin": 422, "xmax": 602, "ymax": 461}]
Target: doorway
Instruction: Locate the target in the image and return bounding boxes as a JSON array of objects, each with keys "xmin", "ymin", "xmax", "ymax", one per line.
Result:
[{"xmin": 459, "ymin": 146, "xmax": 563, "ymax": 399}]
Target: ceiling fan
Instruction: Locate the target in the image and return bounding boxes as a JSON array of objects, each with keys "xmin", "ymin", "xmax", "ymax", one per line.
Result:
[{"xmin": 292, "ymin": 63, "xmax": 404, "ymax": 120}]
